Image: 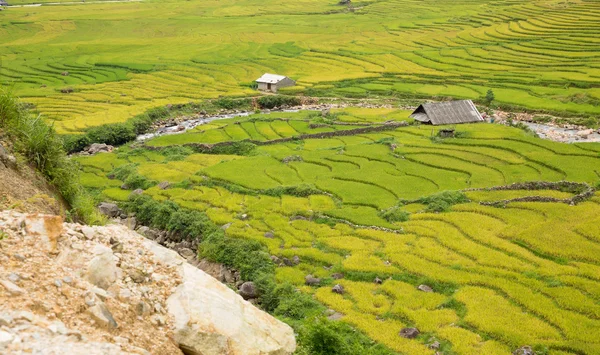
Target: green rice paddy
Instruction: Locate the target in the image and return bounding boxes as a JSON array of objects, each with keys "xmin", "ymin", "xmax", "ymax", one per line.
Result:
[
  {"xmin": 75, "ymin": 108, "xmax": 600, "ymax": 355},
  {"xmin": 1, "ymin": 0, "xmax": 600, "ymax": 133}
]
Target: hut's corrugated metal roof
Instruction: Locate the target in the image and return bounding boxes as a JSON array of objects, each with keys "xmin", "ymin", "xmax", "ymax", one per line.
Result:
[
  {"xmin": 255, "ymin": 73, "xmax": 288, "ymax": 84},
  {"xmin": 410, "ymin": 100, "xmax": 484, "ymax": 125}
]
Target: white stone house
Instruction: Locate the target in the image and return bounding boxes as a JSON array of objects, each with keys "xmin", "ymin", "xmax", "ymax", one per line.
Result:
[{"xmin": 255, "ymin": 73, "xmax": 295, "ymax": 93}]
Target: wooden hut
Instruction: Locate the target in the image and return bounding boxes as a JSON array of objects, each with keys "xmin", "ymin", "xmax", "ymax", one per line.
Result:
[
  {"xmin": 0, "ymin": 0, "xmax": 8, "ymax": 6},
  {"xmin": 255, "ymin": 74, "xmax": 295, "ymax": 93},
  {"xmin": 410, "ymin": 100, "xmax": 484, "ymax": 125}
]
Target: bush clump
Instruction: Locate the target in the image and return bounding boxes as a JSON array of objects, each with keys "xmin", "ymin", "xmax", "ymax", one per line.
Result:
[
  {"xmin": 262, "ymin": 184, "xmax": 323, "ymax": 197},
  {"xmin": 193, "ymin": 141, "xmax": 256, "ymax": 156},
  {"xmin": 379, "ymin": 206, "xmax": 410, "ymax": 223},
  {"xmin": 125, "ymin": 194, "xmax": 217, "ymax": 238},
  {"xmin": 257, "ymin": 95, "xmax": 301, "ymax": 109},
  {"xmin": 110, "ymin": 164, "xmax": 155, "ymax": 190},
  {"xmin": 297, "ymin": 320, "xmax": 395, "ymax": 355},
  {"xmin": 415, "ymin": 190, "xmax": 469, "ymax": 213}
]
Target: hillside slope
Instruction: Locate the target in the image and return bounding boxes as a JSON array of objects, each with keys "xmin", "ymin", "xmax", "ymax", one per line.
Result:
[{"xmin": 0, "ymin": 139, "xmax": 66, "ymax": 215}]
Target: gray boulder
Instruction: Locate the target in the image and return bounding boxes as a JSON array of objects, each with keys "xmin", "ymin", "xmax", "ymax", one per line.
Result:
[
  {"xmin": 513, "ymin": 346, "xmax": 535, "ymax": 355},
  {"xmin": 158, "ymin": 181, "xmax": 171, "ymax": 190},
  {"xmin": 238, "ymin": 282, "xmax": 259, "ymax": 300},
  {"xmin": 87, "ymin": 143, "xmax": 113, "ymax": 154},
  {"xmin": 399, "ymin": 327, "xmax": 420, "ymax": 339},
  {"xmin": 305, "ymin": 275, "xmax": 321, "ymax": 286},
  {"xmin": 332, "ymin": 284, "xmax": 344, "ymax": 294},
  {"xmin": 417, "ymin": 284, "xmax": 433, "ymax": 293},
  {"xmin": 98, "ymin": 202, "xmax": 121, "ymax": 218}
]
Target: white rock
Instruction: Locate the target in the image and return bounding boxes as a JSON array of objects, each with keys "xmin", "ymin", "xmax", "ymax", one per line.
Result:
[
  {"xmin": 81, "ymin": 226, "xmax": 95, "ymax": 240},
  {"xmin": 86, "ymin": 248, "xmax": 118, "ymax": 290},
  {"xmin": 23, "ymin": 215, "xmax": 64, "ymax": 253},
  {"xmin": 88, "ymin": 302, "xmax": 118, "ymax": 329},
  {"xmin": 0, "ymin": 314, "xmax": 13, "ymax": 327},
  {"xmin": 90, "ymin": 287, "xmax": 110, "ymax": 301},
  {"xmin": 0, "ymin": 279, "xmax": 25, "ymax": 295},
  {"xmin": 118, "ymin": 288, "xmax": 131, "ymax": 302},
  {"xmin": 153, "ymin": 241, "xmax": 296, "ymax": 355},
  {"xmin": 8, "ymin": 273, "xmax": 20, "ymax": 283},
  {"xmin": 0, "ymin": 330, "xmax": 14, "ymax": 346}
]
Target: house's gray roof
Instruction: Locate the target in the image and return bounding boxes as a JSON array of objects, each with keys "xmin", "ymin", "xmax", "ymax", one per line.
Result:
[
  {"xmin": 410, "ymin": 100, "xmax": 484, "ymax": 125},
  {"xmin": 255, "ymin": 73, "xmax": 288, "ymax": 84}
]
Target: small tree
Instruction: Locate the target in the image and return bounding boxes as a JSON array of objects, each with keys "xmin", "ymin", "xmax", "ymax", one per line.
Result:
[{"xmin": 485, "ymin": 89, "xmax": 495, "ymax": 106}]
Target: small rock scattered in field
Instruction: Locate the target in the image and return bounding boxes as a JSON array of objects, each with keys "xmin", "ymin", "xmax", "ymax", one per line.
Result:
[
  {"xmin": 417, "ymin": 284, "xmax": 433, "ymax": 293},
  {"xmin": 264, "ymin": 231, "xmax": 275, "ymax": 239},
  {"xmin": 429, "ymin": 341, "xmax": 441, "ymax": 349},
  {"xmin": 332, "ymin": 284, "xmax": 344, "ymax": 294},
  {"xmin": 399, "ymin": 327, "xmax": 420, "ymax": 339},
  {"xmin": 305, "ymin": 275, "xmax": 321, "ymax": 286},
  {"xmin": 332, "ymin": 273, "xmax": 344, "ymax": 280},
  {"xmin": 513, "ymin": 345, "xmax": 535, "ymax": 355},
  {"xmin": 374, "ymin": 277, "xmax": 383, "ymax": 284},
  {"xmin": 158, "ymin": 181, "xmax": 170, "ymax": 190},
  {"xmin": 282, "ymin": 258, "xmax": 294, "ymax": 266},
  {"xmin": 327, "ymin": 312, "xmax": 343, "ymax": 321},
  {"xmin": 292, "ymin": 256, "xmax": 300, "ymax": 265}
]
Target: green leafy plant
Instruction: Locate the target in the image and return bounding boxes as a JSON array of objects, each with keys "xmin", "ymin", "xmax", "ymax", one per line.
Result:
[{"xmin": 0, "ymin": 89, "xmax": 103, "ymax": 224}]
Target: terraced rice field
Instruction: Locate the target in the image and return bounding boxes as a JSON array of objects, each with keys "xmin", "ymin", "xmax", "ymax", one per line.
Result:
[
  {"xmin": 76, "ymin": 109, "xmax": 600, "ymax": 354},
  {"xmin": 1, "ymin": 0, "xmax": 600, "ymax": 132}
]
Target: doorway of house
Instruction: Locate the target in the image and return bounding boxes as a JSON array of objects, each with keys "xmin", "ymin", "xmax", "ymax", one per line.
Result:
[{"xmin": 267, "ymin": 83, "xmax": 272, "ymax": 91}]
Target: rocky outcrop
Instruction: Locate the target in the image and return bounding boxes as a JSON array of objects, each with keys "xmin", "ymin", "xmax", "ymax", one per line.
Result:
[
  {"xmin": 0, "ymin": 210, "xmax": 296, "ymax": 355},
  {"xmin": 84, "ymin": 143, "xmax": 114, "ymax": 155}
]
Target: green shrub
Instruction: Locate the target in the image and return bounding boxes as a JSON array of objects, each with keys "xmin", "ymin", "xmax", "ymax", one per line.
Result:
[
  {"xmin": 414, "ymin": 190, "xmax": 469, "ymax": 213},
  {"xmin": 193, "ymin": 141, "xmax": 256, "ymax": 155},
  {"xmin": 214, "ymin": 97, "xmax": 252, "ymax": 110},
  {"xmin": 86, "ymin": 123, "xmax": 137, "ymax": 146},
  {"xmin": 298, "ymin": 320, "xmax": 394, "ymax": 355},
  {"xmin": 199, "ymin": 229, "xmax": 274, "ymax": 281},
  {"xmin": 110, "ymin": 163, "xmax": 155, "ymax": 189},
  {"xmin": 257, "ymin": 95, "xmax": 301, "ymax": 109},
  {"xmin": 272, "ymin": 283, "xmax": 324, "ymax": 319},
  {"xmin": 263, "ymin": 184, "xmax": 324, "ymax": 197},
  {"xmin": 162, "ymin": 146, "xmax": 194, "ymax": 161},
  {"xmin": 166, "ymin": 209, "xmax": 216, "ymax": 239},
  {"xmin": 378, "ymin": 206, "xmax": 410, "ymax": 222}
]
